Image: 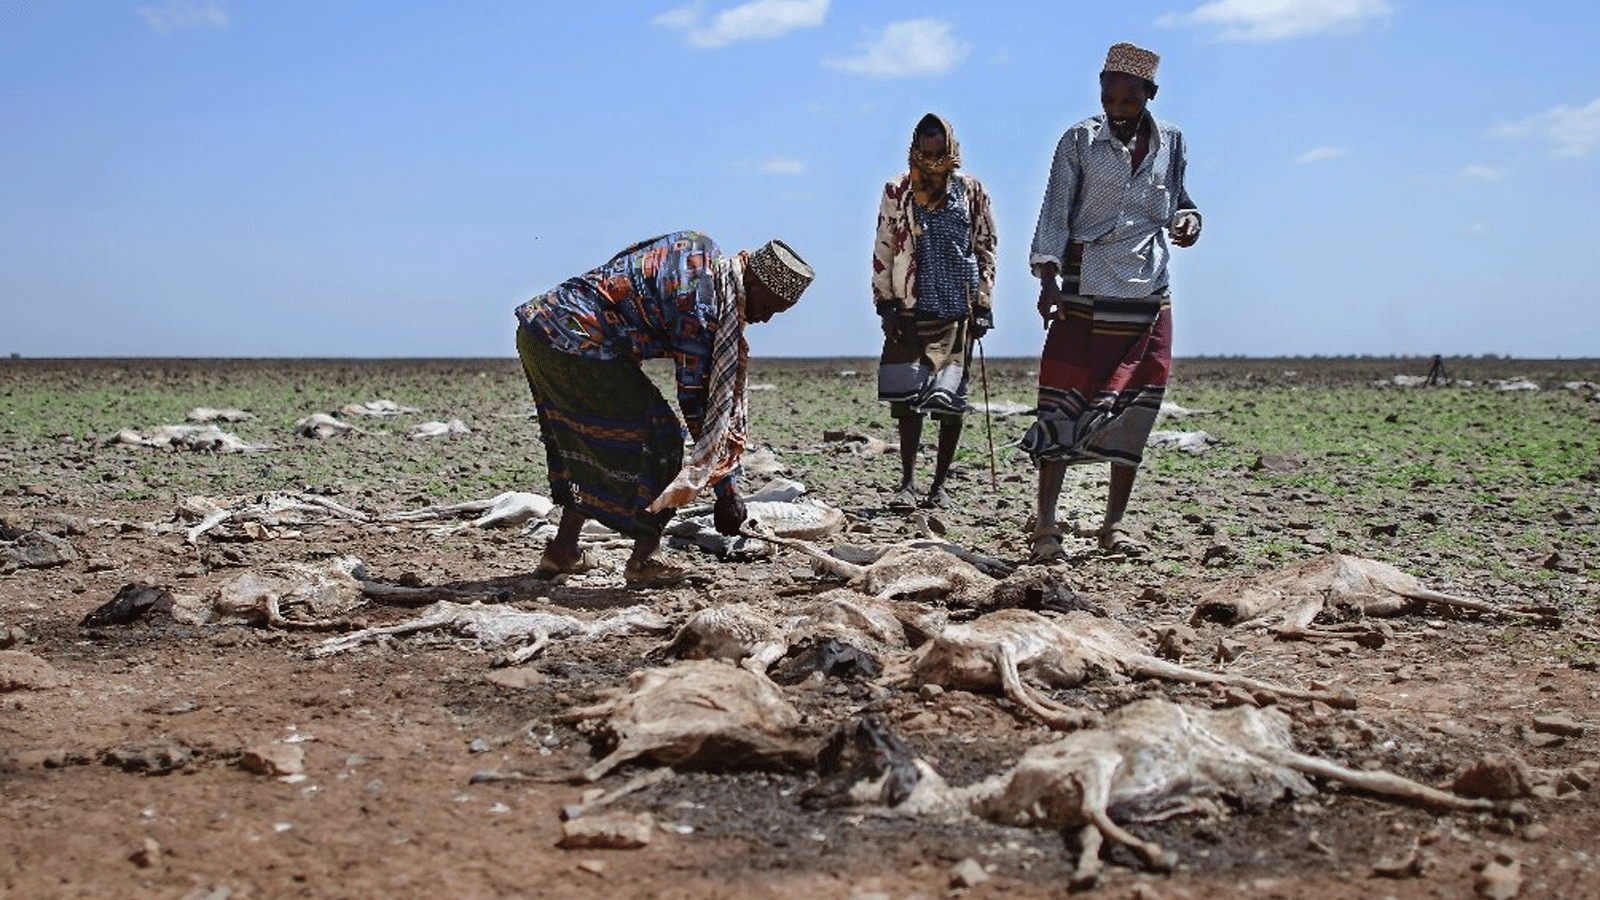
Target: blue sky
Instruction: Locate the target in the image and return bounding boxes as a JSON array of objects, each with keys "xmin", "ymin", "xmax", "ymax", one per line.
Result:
[{"xmin": 3, "ymin": 0, "xmax": 1597, "ymax": 359}]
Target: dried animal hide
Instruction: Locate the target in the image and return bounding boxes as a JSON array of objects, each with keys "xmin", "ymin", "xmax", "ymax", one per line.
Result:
[
  {"xmin": 1191, "ymin": 552, "xmax": 1553, "ymax": 635},
  {"xmin": 310, "ymin": 600, "xmax": 668, "ymax": 666},
  {"xmin": 171, "ymin": 557, "xmax": 369, "ymax": 628},
  {"xmin": 909, "ymin": 610, "xmax": 1354, "ymax": 730},
  {"xmin": 185, "ymin": 407, "xmax": 256, "ymax": 423},
  {"xmin": 563, "ymin": 660, "xmax": 815, "ymax": 783}
]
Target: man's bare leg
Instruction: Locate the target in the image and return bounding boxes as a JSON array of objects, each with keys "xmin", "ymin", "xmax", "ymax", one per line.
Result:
[{"xmin": 927, "ymin": 416, "xmax": 964, "ymax": 501}]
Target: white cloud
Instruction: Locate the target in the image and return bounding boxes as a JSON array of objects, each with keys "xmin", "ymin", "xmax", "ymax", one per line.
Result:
[
  {"xmin": 1490, "ymin": 97, "xmax": 1600, "ymax": 159},
  {"xmin": 1457, "ymin": 163, "xmax": 1503, "ymax": 182},
  {"xmin": 655, "ymin": 0, "xmax": 828, "ymax": 49},
  {"xmin": 1465, "ymin": 221, "xmax": 1491, "ymax": 236},
  {"xmin": 762, "ymin": 156, "xmax": 807, "ymax": 175},
  {"xmin": 1159, "ymin": 0, "xmax": 1392, "ymax": 42},
  {"xmin": 1295, "ymin": 145, "xmax": 1348, "ymax": 164},
  {"xmin": 824, "ymin": 19, "xmax": 968, "ymax": 79},
  {"xmin": 136, "ymin": 0, "xmax": 228, "ymax": 32}
]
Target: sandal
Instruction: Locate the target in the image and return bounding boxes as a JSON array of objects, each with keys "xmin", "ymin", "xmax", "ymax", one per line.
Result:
[
  {"xmin": 1028, "ymin": 526, "xmax": 1069, "ymax": 566},
  {"xmin": 887, "ymin": 487, "xmax": 919, "ymax": 512},
  {"xmin": 1097, "ymin": 526, "xmax": 1147, "ymax": 557},
  {"xmin": 535, "ymin": 547, "xmax": 603, "ymax": 579},
  {"xmin": 921, "ymin": 487, "xmax": 950, "ymax": 510},
  {"xmin": 623, "ymin": 557, "xmax": 690, "ymax": 589}
]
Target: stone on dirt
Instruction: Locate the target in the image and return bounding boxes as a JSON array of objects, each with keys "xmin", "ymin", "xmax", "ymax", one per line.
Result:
[
  {"xmin": 1451, "ymin": 753, "xmax": 1534, "ymax": 800},
  {"xmin": 1531, "ymin": 712, "xmax": 1585, "ymax": 737},
  {"xmin": 1475, "ymin": 855, "xmax": 1523, "ymax": 900},
  {"xmin": 241, "ymin": 743, "xmax": 305, "ymax": 777},
  {"xmin": 0, "ymin": 649, "xmax": 69, "ymax": 691},
  {"xmin": 557, "ymin": 812, "xmax": 655, "ymax": 850},
  {"xmin": 1, "ymin": 530, "xmax": 78, "ymax": 573}
]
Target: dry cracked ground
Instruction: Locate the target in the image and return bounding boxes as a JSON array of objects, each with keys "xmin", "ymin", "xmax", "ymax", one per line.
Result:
[{"xmin": 2, "ymin": 355, "xmax": 1598, "ymax": 900}]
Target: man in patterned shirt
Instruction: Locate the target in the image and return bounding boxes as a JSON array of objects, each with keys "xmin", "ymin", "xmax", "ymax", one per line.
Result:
[
  {"xmin": 872, "ymin": 113, "xmax": 998, "ymax": 511},
  {"xmin": 515, "ymin": 231, "xmax": 813, "ymax": 586},
  {"xmin": 1023, "ymin": 42, "xmax": 1202, "ymax": 563}
]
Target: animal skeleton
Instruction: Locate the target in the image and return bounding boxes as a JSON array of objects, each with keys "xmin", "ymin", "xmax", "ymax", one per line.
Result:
[
  {"xmin": 310, "ymin": 600, "xmax": 668, "ymax": 666},
  {"xmin": 655, "ymin": 590, "xmax": 914, "ymax": 675},
  {"xmin": 909, "ymin": 609, "xmax": 1355, "ymax": 730},
  {"xmin": 562, "ymin": 659, "xmax": 814, "ymax": 783},
  {"xmin": 176, "ymin": 491, "xmax": 370, "ymax": 544},
  {"xmin": 294, "ymin": 413, "xmax": 365, "ymax": 439},
  {"xmin": 746, "ymin": 526, "xmax": 997, "ymax": 604},
  {"xmin": 340, "ymin": 399, "xmax": 420, "ymax": 417},
  {"xmin": 410, "ymin": 419, "xmax": 469, "ymax": 439}
]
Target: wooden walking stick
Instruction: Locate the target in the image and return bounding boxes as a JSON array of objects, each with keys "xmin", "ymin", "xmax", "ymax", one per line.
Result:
[{"xmin": 976, "ymin": 334, "xmax": 999, "ymax": 491}]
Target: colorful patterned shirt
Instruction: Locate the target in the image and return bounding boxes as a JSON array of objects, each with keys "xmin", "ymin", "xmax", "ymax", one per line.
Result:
[
  {"xmin": 515, "ymin": 231, "xmax": 737, "ymax": 497},
  {"xmin": 1030, "ymin": 114, "xmax": 1198, "ymax": 298}
]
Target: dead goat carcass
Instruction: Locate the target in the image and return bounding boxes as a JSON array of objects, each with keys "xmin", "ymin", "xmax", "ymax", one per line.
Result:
[
  {"xmin": 969, "ymin": 699, "xmax": 1501, "ymax": 887},
  {"xmin": 909, "ymin": 609, "xmax": 1354, "ymax": 730},
  {"xmin": 1192, "ymin": 552, "xmax": 1558, "ymax": 637},
  {"xmin": 170, "ymin": 557, "xmax": 369, "ymax": 628},
  {"xmin": 810, "ymin": 701, "xmax": 1502, "ymax": 889},
  {"xmin": 561, "ymin": 660, "xmax": 815, "ymax": 783},
  {"xmin": 654, "ymin": 589, "xmax": 918, "ymax": 676},
  {"xmin": 310, "ymin": 600, "xmax": 667, "ymax": 666},
  {"xmin": 749, "ymin": 526, "xmax": 996, "ymax": 604},
  {"xmin": 111, "ymin": 424, "xmax": 267, "ymax": 453},
  {"xmin": 384, "ymin": 491, "xmax": 555, "ymax": 533}
]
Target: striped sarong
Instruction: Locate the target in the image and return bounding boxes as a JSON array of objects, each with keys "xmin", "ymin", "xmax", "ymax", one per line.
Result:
[
  {"xmin": 1019, "ymin": 294, "xmax": 1172, "ymax": 466},
  {"xmin": 516, "ymin": 326, "xmax": 681, "ymax": 538},
  {"xmin": 877, "ymin": 314, "xmax": 972, "ymax": 419}
]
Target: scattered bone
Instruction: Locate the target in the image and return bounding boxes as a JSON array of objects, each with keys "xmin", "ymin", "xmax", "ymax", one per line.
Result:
[
  {"xmin": 1192, "ymin": 553, "xmax": 1558, "ymax": 633},
  {"xmin": 170, "ymin": 557, "xmax": 369, "ymax": 628},
  {"xmin": 185, "ymin": 407, "xmax": 256, "ymax": 423},
  {"xmin": 1147, "ymin": 429, "xmax": 1216, "ymax": 454},
  {"xmin": 175, "ymin": 491, "xmax": 371, "ymax": 544},
  {"xmin": 339, "ymin": 399, "xmax": 420, "ymax": 417},
  {"xmin": 310, "ymin": 600, "xmax": 669, "ymax": 666},
  {"xmin": 293, "ymin": 413, "xmax": 365, "ymax": 439},
  {"xmin": 909, "ymin": 610, "xmax": 1354, "ymax": 730},
  {"xmin": 410, "ymin": 419, "xmax": 469, "ymax": 439},
  {"xmin": 964, "ymin": 699, "xmax": 1498, "ymax": 886},
  {"xmin": 1495, "ymin": 378, "xmax": 1539, "ymax": 392},
  {"xmin": 385, "ymin": 491, "xmax": 554, "ymax": 533},
  {"xmin": 111, "ymin": 424, "xmax": 268, "ymax": 453},
  {"xmin": 558, "ymin": 812, "xmax": 655, "ymax": 849},
  {"xmin": 562, "ymin": 660, "xmax": 814, "ymax": 783}
]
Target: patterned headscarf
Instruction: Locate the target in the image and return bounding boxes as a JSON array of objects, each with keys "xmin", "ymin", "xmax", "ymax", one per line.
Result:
[
  {"xmin": 908, "ymin": 112, "xmax": 962, "ymax": 211},
  {"xmin": 647, "ymin": 252, "xmax": 750, "ymax": 512}
]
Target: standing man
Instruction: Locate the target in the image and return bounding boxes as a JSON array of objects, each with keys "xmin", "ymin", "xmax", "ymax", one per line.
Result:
[
  {"xmin": 515, "ymin": 231, "xmax": 813, "ymax": 586},
  {"xmin": 873, "ymin": 113, "xmax": 998, "ymax": 511},
  {"xmin": 1023, "ymin": 43, "xmax": 1201, "ymax": 563}
]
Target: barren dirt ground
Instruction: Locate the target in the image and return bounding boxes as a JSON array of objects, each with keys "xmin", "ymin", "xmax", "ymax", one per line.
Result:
[{"xmin": 2, "ymin": 356, "xmax": 1598, "ymax": 900}]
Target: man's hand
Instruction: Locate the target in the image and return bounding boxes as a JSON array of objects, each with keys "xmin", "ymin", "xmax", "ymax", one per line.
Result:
[
  {"xmin": 713, "ymin": 493, "xmax": 748, "ymax": 537},
  {"xmin": 971, "ymin": 310, "xmax": 993, "ymax": 340},
  {"xmin": 1037, "ymin": 280, "xmax": 1067, "ymax": 326},
  {"xmin": 1170, "ymin": 211, "xmax": 1201, "ymax": 248},
  {"xmin": 880, "ymin": 312, "xmax": 900, "ymax": 342}
]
